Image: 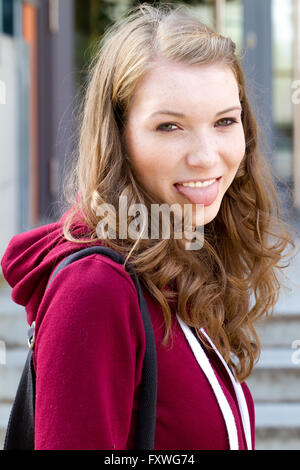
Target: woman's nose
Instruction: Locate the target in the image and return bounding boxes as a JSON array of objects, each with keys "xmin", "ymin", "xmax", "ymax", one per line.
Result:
[{"xmin": 186, "ymin": 134, "xmax": 221, "ymax": 168}]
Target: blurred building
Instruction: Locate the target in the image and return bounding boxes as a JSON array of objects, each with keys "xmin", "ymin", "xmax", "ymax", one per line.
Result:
[
  {"xmin": 0, "ymin": 0, "xmax": 300, "ymax": 451},
  {"xmin": 0, "ymin": 0, "xmax": 299, "ymax": 256},
  {"xmin": 0, "ymin": 0, "xmax": 74, "ymax": 263}
]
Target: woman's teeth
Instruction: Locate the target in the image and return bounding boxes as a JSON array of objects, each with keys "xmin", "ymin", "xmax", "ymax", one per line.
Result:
[{"xmin": 179, "ymin": 179, "xmax": 216, "ymax": 188}]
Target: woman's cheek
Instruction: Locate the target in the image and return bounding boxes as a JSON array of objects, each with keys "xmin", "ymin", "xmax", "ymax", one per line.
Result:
[{"xmin": 227, "ymin": 132, "xmax": 245, "ymax": 167}]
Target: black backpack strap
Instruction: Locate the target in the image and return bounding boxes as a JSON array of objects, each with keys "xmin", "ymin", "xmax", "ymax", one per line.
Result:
[
  {"xmin": 3, "ymin": 349, "xmax": 35, "ymax": 450},
  {"xmin": 4, "ymin": 246, "xmax": 157, "ymax": 450},
  {"xmin": 48, "ymin": 246, "xmax": 157, "ymax": 450}
]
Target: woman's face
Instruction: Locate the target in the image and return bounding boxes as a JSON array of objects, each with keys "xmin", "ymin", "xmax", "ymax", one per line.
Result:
[{"xmin": 123, "ymin": 60, "xmax": 245, "ymax": 228}]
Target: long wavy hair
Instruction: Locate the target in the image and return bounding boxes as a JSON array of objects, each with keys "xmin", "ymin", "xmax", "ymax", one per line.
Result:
[{"xmin": 61, "ymin": 2, "xmax": 298, "ymax": 381}]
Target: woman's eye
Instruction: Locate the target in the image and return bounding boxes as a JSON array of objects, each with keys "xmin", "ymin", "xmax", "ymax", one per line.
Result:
[
  {"xmin": 216, "ymin": 118, "xmax": 238, "ymax": 127},
  {"xmin": 156, "ymin": 122, "xmax": 178, "ymax": 132},
  {"xmin": 156, "ymin": 118, "xmax": 238, "ymax": 132}
]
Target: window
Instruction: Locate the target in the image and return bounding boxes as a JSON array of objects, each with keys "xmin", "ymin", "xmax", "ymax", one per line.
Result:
[
  {"xmin": 2, "ymin": 0, "xmax": 14, "ymax": 35},
  {"xmin": 74, "ymin": 0, "xmax": 218, "ymax": 90},
  {"xmin": 272, "ymin": 0, "xmax": 294, "ymax": 181}
]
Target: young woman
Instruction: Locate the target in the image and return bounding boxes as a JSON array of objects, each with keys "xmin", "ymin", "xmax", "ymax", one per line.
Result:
[{"xmin": 1, "ymin": 3, "xmax": 297, "ymax": 450}]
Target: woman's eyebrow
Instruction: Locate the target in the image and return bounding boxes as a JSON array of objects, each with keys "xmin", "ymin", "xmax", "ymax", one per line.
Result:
[
  {"xmin": 150, "ymin": 110, "xmax": 185, "ymax": 118},
  {"xmin": 149, "ymin": 106, "xmax": 242, "ymax": 119},
  {"xmin": 215, "ymin": 106, "xmax": 242, "ymax": 116}
]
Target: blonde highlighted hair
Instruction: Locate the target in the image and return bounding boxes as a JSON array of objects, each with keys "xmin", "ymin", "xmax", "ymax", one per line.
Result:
[{"xmin": 61, "ymin": 2, "xmax": 297, "ymax": 381}]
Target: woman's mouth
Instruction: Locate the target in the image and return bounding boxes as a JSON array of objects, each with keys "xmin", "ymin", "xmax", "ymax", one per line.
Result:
[{"xmin": 174, "ymin": 177, "xmax": 222, "ymax": 206}]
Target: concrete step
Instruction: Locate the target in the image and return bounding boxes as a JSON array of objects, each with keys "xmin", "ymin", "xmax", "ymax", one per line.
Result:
[
  {"xmin": 256, "ymin": 312, "xmax": 300, "ymax": 348},
  {"xmin": 254, "ymin": 347, "xmax": 300, "ymax": 369},
  {"xmin": 0, "ymin": 347, "xmax": 28, "ymax": 401},
  {"xmin": 0, "ymin": 311, "xmax": 28, "ymax": 348},
  {"xmin": 247, "ymin": 348, "xmax": 300, "ymax": 402},
  {"xmin": 1, "ymin": 286, "xmax": 299, "ymax": 348},
  {"xmin": 0, "ymin": 403, "xmax": 11, "ymax": 449},
  {"xmin": 1, "ymin": 402, "xmax": 299, "ymax": 450},
  {"xmin": 273, "ymin": 268, "xmax": 300, "ymax": 316},
  {"xmin": 0, "ymin": 276, "xmax": 299, "ymax": 449},
  {"xmin": 255, "ymin": 403, "xmax": 300, "ymax": 450},
  {"xmin": 0, "ymin": 308, "xmax": 299, "ymax": 350},
  {"xmin": 0, "ymin": 287, "xmax": 28, "ymax": 347},
  {"xmin": 1, "ymin": 344, "xmax": 299, "ymax": 404}
]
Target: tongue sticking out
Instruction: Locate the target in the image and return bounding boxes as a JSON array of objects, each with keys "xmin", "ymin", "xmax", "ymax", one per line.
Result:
[{"xmin": 175, "ymin": 178, "xmax": 221, "ymax": 206}]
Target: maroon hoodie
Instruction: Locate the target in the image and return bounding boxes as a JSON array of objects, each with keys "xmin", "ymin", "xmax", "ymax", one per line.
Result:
[{"xmin": 1, "ymin": 207, "xmax": 255, "ymax": 450}]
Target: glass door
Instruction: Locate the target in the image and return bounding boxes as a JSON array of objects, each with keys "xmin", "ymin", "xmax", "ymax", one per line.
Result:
[
  {"xmin": 272, "ymin": 0, "xmax": 294, "ymax": 183},
  {"xmin": 224, "ymin": 0, "xmax": 243, "ymax": 55}
]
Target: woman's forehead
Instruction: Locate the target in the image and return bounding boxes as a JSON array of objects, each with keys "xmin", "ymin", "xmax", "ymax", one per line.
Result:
[{"xmin": 127, "ymin": 62, "xmax": 240, "ymax": 118}]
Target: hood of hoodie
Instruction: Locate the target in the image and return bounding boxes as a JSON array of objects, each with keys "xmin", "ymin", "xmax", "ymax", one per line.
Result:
[
  {"xmin": 0, "ymin": 206, "xmax": 103, "ymax": 326},
  {"xmin": 1, "ymin": 206, "xmax": 179, "ymax": 328}
]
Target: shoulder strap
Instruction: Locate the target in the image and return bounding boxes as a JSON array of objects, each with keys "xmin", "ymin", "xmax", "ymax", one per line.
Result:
[
  {"xmin": 3, "ymin": 348, "xmax": 35, "ymax": 450},
  {"xmin": 4, "ymin": 246, "xmax": 157, "ymax": 450},
  {"xmin": 48, "ymin": 246, "xmax": 158, "ymax": 450}
]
